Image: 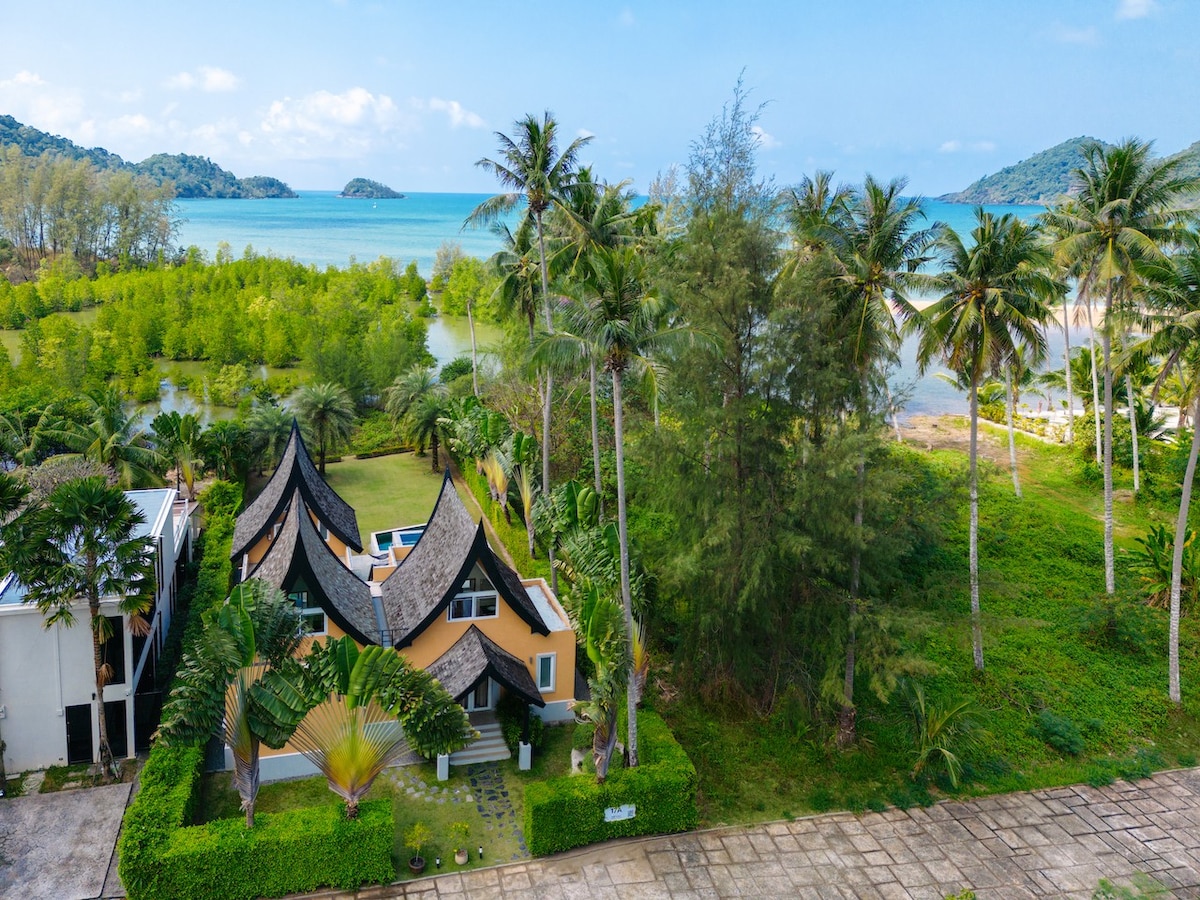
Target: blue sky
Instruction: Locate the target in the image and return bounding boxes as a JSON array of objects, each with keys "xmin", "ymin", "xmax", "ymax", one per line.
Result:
[{"xmin": 2, "ymin": 0, "xmax": 1195, "ymax": 195}]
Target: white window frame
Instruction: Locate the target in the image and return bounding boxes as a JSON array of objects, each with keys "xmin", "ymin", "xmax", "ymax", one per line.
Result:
[
  {"xmin": 447, "ymin": 590, "xmax": 499, "ymax": 622},
  {"xmin": 536, "ymin": 652, "xmax": 556, "ymax": 693}
]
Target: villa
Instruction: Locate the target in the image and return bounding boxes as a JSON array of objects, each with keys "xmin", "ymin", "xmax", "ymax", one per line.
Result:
[
  {"xmin": 230, "ymin": 423, "xmax": 576, "ymax": 780},
  {"xmin": 0, "ymin": 488, "xmax": 196, "ymax": 773}
]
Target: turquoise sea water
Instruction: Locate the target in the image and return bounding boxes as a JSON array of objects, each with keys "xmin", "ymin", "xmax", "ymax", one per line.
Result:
[{"xmin": 173, "ymin": 193, "xmax": 1060, "ymax": 419}]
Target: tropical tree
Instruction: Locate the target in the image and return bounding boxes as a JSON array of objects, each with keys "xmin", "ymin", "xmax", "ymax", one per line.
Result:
[
  {"xmin": 820, "ymin": 175, "xmax": 937, "ymax": 746},
  {"xmin": 915, "ymin": 210, "xmax": 1055, "ymax": 672},
  {"xmin": 469, "ymin": 112, "xmax": 592, "ymax": 583},
  {"xmin": 385, "ymin": 366, "xmax": 450, "ymax": 471},
  {"xmin": 294, "ymin": 382, "xmax": 356, "ymax": 474},
  {"xmin": 565, "ymin": 579, "xmax": 627, "ymax": 782},
  {"xmin": 6, "ymin": 476, "xmax": 154, "ymax": 776},
  {"xmin": 157, "ymin": 580, "xmax": 304, "ymax": 827},
  {"xmin": 1046, "ymin": 139, "xmax": 1196, "ymax": 595},
  {"xmin": 257, "ymin": 636, "xmax": 474, "ymax": 818},
  {"xmin": 245, "ymin": 401, "xmax": 294, "ymax": 476},
  {"xmin": 151, "ymin": 410, "xmax": 203, "ymax": 498},
  {"xmin": 508, "ymin": 431, "xmax": 539, "ymax": 559},
  {"xmin": 46, "ymin": 388, "xmax": 164, "ymax": 488},
  {"xmin": 537, "ymin": 246, "xmax": 690, "ymax": 768},
  {"xmin": 199, "ymin": 420, "xmax": 253, "ymax": 484},
  {"xmin": 1129, "ymin": 236, "xmax": 1200, "ymax": 703}
]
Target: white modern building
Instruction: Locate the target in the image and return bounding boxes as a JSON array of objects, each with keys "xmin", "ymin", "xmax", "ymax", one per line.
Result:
[{"xmin": 0, "ymin": 488, "xmax": 196, "ymax": 773}]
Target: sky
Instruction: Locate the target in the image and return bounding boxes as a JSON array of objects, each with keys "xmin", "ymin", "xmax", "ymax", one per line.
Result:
[{"xmin": 2, "ymin": 0, "xmax": 1197, "ymax": 196}]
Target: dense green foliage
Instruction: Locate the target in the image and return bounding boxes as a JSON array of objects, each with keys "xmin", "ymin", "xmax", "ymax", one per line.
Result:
[
  {"xmin": 523, "ymin": 711, "xmax": 697, "ymax": 855},
  {"xmin": 339, "ymin": 178, "xmax": 403, "ymax": 199},
  {"xmin": 0, "ymin": 113, "xmax": 126, "ymax": 171},
  {"xmin": 939, "ymin": 136, "xmax": 1109, "ymax": 204},
  {"xmin": 132, "ymin": 154, "xmax": 296, "ymax": 199}
]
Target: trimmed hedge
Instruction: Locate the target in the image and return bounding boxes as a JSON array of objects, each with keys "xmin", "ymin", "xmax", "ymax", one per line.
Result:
[
  {"xmin": 154, "ymin": 801, "xmax": 394, "ymax": 900},
  {"xmin": 524, "ymin": 710, "xmax": 697, "ymax": 855}
]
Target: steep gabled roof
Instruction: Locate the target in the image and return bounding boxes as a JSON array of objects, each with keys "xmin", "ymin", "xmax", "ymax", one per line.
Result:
[
  {"xmin": 247, "ymin": 489, "xmax": 378, "ymax": 646},
  {"xmin": 381, "ymin": 471, "xmax": 549, "ymax": 648},
  {"xmin": 232, "ymin": 420, "xmax": 362, "ymax": 560},
  {"xmin": 425, "ymin": 625, "xmax": 545, "ymax": 708}
]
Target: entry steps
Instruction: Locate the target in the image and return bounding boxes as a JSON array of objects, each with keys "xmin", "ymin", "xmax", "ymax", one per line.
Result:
[{"xmin": 449, "ymin": 720, "xmax": 510, "ymax": 765}]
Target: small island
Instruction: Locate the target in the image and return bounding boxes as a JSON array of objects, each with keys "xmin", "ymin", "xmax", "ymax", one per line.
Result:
[{"xmin": 339, "ymin": 177, "xmax": 404, "ymax": 199}]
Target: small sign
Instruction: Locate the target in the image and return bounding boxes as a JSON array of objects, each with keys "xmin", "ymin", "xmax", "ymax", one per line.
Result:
[{"xmin": 604, "ymin": 804, "xmax": 636, "ymax": 823}]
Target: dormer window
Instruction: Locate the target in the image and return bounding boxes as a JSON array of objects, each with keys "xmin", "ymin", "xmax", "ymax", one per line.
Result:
[
  {"xmin": 448, "ymin": 588, "xmax": 498, "ymax": 621},
  {"xmin": 288, "ymin": 587, "xmax": 326, "ymax": 635}
]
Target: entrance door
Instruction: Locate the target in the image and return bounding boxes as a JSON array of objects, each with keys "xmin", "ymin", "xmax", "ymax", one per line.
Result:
[
  {"xmin": 465, "ymin": 678, "xmax": 493, "ymax": 711},
  {"xmin": 104, "ymin": 700, "xmax": 128, "ymax": 759},
  {"xmin": 65, "ymin": 704, "xmax": 93, "ymax": 764}
]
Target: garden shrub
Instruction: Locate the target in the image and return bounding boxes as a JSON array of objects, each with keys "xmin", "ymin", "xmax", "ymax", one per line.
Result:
[
  {"xmin": 524, "ymin": 711, "xmax": 697, "ymax": 856},
  {"xmin": 1033, "ymin": 710, "xmax": 1085, "ymax": 756},
  {"xmin": 496, "ymin": 692, "xmax": 545, "ymax": 753}
]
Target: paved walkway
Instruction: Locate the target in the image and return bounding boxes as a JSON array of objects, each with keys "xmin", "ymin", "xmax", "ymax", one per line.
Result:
[
  {"xmin": 0, "ymin": 780, "xmax": 131, "ymax": 900},
  {"xmin": 308, "ymin": 768, "xmax": 1200, "ymax": 900}
]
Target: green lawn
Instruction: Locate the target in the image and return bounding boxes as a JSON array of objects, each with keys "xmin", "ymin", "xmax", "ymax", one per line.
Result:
[{"xmin": 323, "ymin": 452, "xmax": 447, "ymax": 536}]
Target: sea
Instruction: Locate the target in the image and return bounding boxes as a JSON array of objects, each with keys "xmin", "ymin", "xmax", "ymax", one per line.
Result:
[{"xmin": 174, "ymin": 193, "xmax": 1069, "ymax": 420}]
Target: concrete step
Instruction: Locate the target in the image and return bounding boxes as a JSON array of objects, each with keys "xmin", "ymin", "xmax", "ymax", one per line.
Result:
[{"xmin": 449, "ymin": 722, "xmax": 510, "ymax": 765}]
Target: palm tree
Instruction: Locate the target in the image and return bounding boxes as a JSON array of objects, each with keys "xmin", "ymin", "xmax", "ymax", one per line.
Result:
[
  {"xmin": 1129, "ymin": 237, "xmax": 1200, "ymax": 704},
  {"xmin": 537, "ymin": 246, "xmax": 690, "ymax": 769},
  {"xmin": 245, "ymin": 402, "xmax": 294, "ymax": 476},
  {"xmin": 916, "ymin": 210, "xmax": 1055, "ymax": 672},
  {"xmin": 294, "ymin": 382, "xmax": 356, "ymax": 475},
  {"xmin": 47, "ymin": 388, "xmax": 164, "ymax": 488},
  {"xmin": 385, "ymin": 366, "xmax": 449, "ymax": 472},
  {"xmin": 158, "ymin": 580, "xmax": 304, "ymax": 827},
  {"xmin": 1047, "ymin": 139, "xmax": 1196, "ymax": 595},
  {"xmin": 7, "ymin": 476, "xmax": 154, "ymax": 776},
  {"xmin": 488, "ymin": 220, "xmax": 542, "ymax": 343},
  {"xmin": 821, "ymin": 175, "xmax": 937, "ymax": 746},
  {"xmin": 468, "ymin": 113, "xmax": 592, "ymax": 583},
  {"xmin": 151, "ymin": 410, "xmax": 203, "ymax": 498},
  {"xmin": 256, "ymin": 636, "xmax": 474, "ymax": 818}
]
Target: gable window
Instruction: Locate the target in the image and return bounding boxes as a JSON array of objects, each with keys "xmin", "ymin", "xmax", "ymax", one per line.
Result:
[
  {"xmin": 536, "ymin": 653, "xmax": 556, "ymax": 693},
  {"xmin": 289, "ymin": 589, "xmax": 326, "ymax": 636},
  {"xmin": 447, "ymin": 589, "xmax": 499, "ymax": 622}
]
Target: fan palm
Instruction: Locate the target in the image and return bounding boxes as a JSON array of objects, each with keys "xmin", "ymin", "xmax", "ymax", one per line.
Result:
[
  {"xmin": 916, "ymin": 210, "xmax": 1055, "ymax": 671},
  {"xmin": 1046, "ymin": 138, "xmax": 1197, "ymax": 595},
  {"xmin": 294, "ymin": 382, "xmax": 356, "ymax": 475}
]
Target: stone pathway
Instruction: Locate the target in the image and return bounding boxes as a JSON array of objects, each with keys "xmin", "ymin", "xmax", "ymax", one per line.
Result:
[{"xmin": 303, "ymin": 768, "xmax": 1200, "ymax": 899}]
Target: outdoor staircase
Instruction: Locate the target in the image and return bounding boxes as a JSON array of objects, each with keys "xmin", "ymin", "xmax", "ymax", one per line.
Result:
[{"xmin": 449, "ymin": 720, "xmax": 510, "ymax": 766}]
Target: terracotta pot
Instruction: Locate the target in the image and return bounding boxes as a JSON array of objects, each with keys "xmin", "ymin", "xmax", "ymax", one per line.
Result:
[
  {"xmin": 409, "ymin": 856, "xmax": 426, "ymax": 875},
  {"xmin": 455, "ymin": 849, "xmax": 469, "ymax": 865}
]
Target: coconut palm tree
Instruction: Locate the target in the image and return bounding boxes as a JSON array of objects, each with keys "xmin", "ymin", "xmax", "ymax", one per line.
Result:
[
  {"xmin": 151, "ymin": 410, "xmax": 203, "ymax": 498},
  {"xmin": 1046, "ymin": 139, "xmax": 1197, "ymax": 595},
  {"xmin": 8, "ymin": 476, "xmax": 154, "ymax": 776},
  {"xmin": 1129, "ymin": 236, "xmax": 1200, "ymax": 703},
  {"xmin": 294, "ymin": 382, "xmax": 356, "ymax": 475},
  {"xmin": 158, "ymin": 580, "xmax": 304, "ymax": 827},
  {"xmin": 916, "ymin": 211, "xmax": 1056, "ymax": 672},
  {"xmin": 822, "ymin": 175, "xmax": 937, "ymax": 746},
  {"xmin": 537, "ymin": 246, "xmax": 692, "ymax": 769},
  {"xmin": 47, "ymin": 388, "xmax": 164, "ymax": 488},
  {"xmin": 468, "ymin": 113, "xmax": 592, "ymax": 586},
  {"xmin": 244, "ymin": 402, "xmax": 294, "ymax": 476}
]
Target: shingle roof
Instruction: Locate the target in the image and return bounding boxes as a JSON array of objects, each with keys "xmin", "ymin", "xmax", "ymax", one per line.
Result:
[
  {"xmin": 231, "ymin": 420, "xmax": 362, "ymax": 560},
  {"xmin": 247, "ymin": 488, "xmax": 379, "ymax": 645},
  {"xmin": 380, "ymin": 471, "xmax": 548, "ymax": 648},
  {"xmin": 425, "ymin": 625, "xmax": 545, "ymax": 708}
]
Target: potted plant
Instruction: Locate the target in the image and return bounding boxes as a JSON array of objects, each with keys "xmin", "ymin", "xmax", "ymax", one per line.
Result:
[
  {"xmin": 449, "ymin": 820, "xmax": 471, "ymax": 865},
  {"xmin": 405, "ymin": 822, "xmax": 434, "ymax": 875}
]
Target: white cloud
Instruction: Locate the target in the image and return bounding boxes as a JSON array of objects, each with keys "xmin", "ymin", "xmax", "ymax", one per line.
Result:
[
  {"xmin": 939, "ymin": 140, "xmax": 996, "ymax": 154},
  {"xmin": 256, "ymin": 87, "xmax": 410, "ymax": 159},
  {"xmin": 578, "ymin": 128, "xmax": 595, "ymax": 139},
  {"xmin": 751, "ymin": 125, "xmax": 780, "ymax": 150},
  {"xmin": 427, "ymin": 97, "xmax": 484, "ymax": 129},
  {"xmin": 1048, "ymin": 23, "xmax": 1100, "ymax": 45},
  {"xmin": 166, "ymin": 66, "xmax": 240, "ymax": 92},
  {"xmin": 617, "ymin": 7, "xmax": 635, "ymax": 27},
  {"xmin": 0, "ymin": 70, "xmax": 46, "ymax": 89},
  {"xmin": 1116, "ymin": 0, "xmax": 1157, "ymax": 20}
]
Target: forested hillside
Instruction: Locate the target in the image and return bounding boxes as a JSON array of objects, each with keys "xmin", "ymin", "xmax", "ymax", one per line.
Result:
[
  {"xmin": 0, "ymin": 114, "xmax": 295, "ymax": 198},
  {"xmin": 939, "ymin": 136, "xmax": 1106, "ymax": 204},
  {"xmin": 339, "ymin": 177, "xmax": 403, "ymax": 199}
]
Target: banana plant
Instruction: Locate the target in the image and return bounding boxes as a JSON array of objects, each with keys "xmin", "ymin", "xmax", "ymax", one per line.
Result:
[{"xmin": 566, "ymin": 580, "xmax": 628, "ymax": 782}]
